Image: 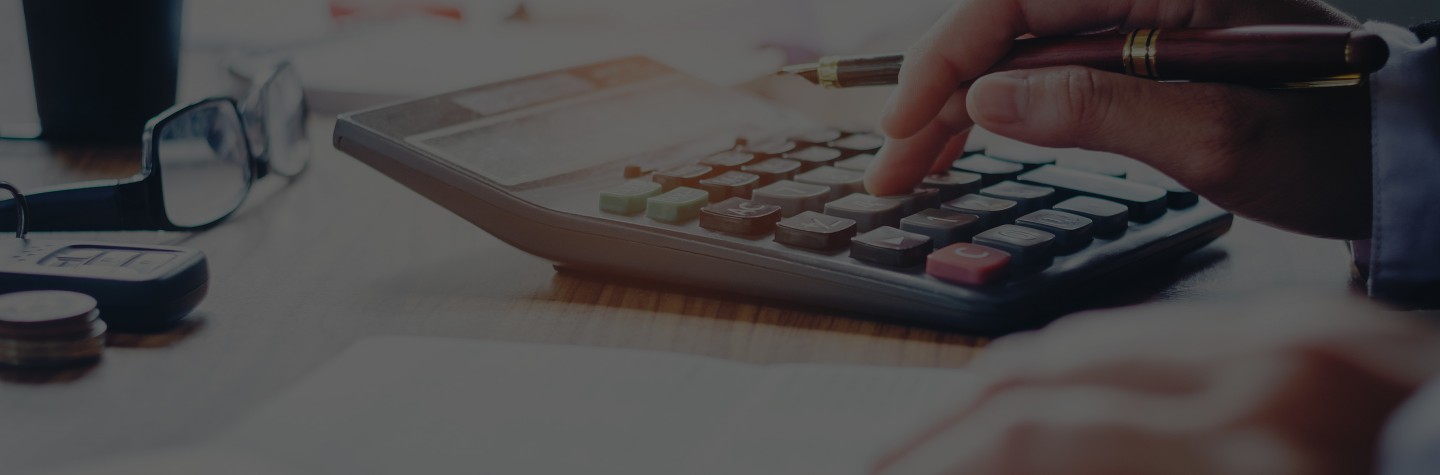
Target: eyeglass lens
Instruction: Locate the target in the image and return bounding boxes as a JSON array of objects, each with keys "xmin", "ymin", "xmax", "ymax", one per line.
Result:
[
  {"xmin": 250, "ymin": 65, "xmax": 311, "ymax": 176},
  {"xmin": 157, "ymin": 100, "xmax": 251, "ymax": 228}
]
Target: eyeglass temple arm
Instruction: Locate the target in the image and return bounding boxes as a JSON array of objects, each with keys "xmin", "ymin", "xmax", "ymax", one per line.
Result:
[{"xmin": 0, "ymin": 180, "xmax": 150, "ymax": 232}]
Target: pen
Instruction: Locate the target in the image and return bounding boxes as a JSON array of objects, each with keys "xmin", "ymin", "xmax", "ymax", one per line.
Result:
[{"xmin": 779, "ymin": 25, "xmax": 1389, "ymax": 89}]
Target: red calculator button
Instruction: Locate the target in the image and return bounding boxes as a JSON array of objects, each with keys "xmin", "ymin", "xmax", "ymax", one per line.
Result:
[{"xmin": 927, "ymin": 243, "xmax": 1011, "ymax": 285}]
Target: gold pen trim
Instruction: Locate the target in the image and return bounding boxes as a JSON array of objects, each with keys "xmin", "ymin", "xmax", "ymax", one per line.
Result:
[
  {"xmin": 818, "ymin": 56, "xmax": 841, "ymax": 88},
  {"xmin": 1123, "ymin": 28, "xmax": 1160, "ymax": 79}
]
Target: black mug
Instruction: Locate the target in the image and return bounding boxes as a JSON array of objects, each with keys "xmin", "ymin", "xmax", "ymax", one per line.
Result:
[{"xmin": 22, "ymin": 0, "xmax": 182, "ymax": 143}]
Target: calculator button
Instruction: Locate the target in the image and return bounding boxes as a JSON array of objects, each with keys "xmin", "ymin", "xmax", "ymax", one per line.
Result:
[
  {"xmin": 983, "ymin": 142, "xmax": 1057, "ymax": 169},
  {"xmin": 1053, "ymin": 196, "xmax": 1129, "ymax": 237},
  {"xmin": 699, "ymin": 151, "xmax": 758, "ymax": 173},
  {"xmin": 645, "ymin": 187, "xmax": 710, "ymax": 223},
  {"xmin": 941, "ymin": 194, "xmax": 1018, "ymax": 227},
  {"xmin": 901, "ymin": 209, "xmax": 981, "ymax": 248},
  {"xmin": 792, "ymin": 128, "xmax": 844, "ymax": 145},
  {"xmin": 741, "ymin": 158, "xmax": 803, "ymax": 185},
  {"xmin": 973, "ymin": 225, "xmax": 1056, "ymax": 270},
  {"xmin": 775, "ymin": 211, "xmax": 857, "ymax": 252},
  {"xmin": 794, "ymin": 166, "xmax": 865, "ymax": 201},
  {"xmin": 89, "ymin": 251, "xmax": 141, "ymax": 267},
  {"xmin": 980, "ymin": 181, "xmax": 1055, "ymax": 212},
  {"xmin": 752, "ymin": 180, "xmax": 831, "ymax": 217},
  {"xmin": 834, "ymin": 153, "xmax": 877, "ymax": 172},
  {"xmin": 739, "ymin": 137, "xmax": 798, "ymax": 158},
  {"xmin": 1015, "ymin": 210, "xmax": 1094, "ymax": 250},
  {"xmin": 952, "ymin": 155, "xmax": 1024, "ymax": 185},
  {"xmin": 783, "ymin": 147, "xmax": 844, "ymax": 170},
  {"xmin": 1130, "ymin": 174, "xmax": 1198, "ymax": 208},
  {"xmin": 851, "ymin": 227, "xmax": 933, "ymax": 267},
  {"xmin": 599, "ymin": 180, "xmax": 663, "ymax": 215},
  {"xmin": 829, "ymin": 133, "xmax": 884, "ymax": 153},
  {"xmin": 824, "ymin": 194, "xmax": 903, "ymax": 232},
  {"xmin": 1018, "ymin": 165, "xmax": 1168, "ymax": 221},
  {"xmin": 927, "ymin": 243, "xmax": 1011, "ymax": 286},
  {"xmin": 123, "ymin": 253, "xmax": 176, "ymax": 274},
  {"xmin": 699, "ymin": 198, "xmax": 783, "ymax": 235},
  {"xmin": 652, "ymin": 165, "xmax": 717, "ymax": 191},
  {"xmin": 698, "ymin": 171, "xmax": 761, "ymax": 201},
  {"xmin": 918, "ymin": 171, "xmax": 984, "ymax": 201},
  {"xmin": 55, "ymin": 248, "xmax": 105, "ymax": 263},
  {"xmin": 1057, "ymin": 155, "xmax": 1128, "ymax": 178},
  {"xmin": 879, "ymin": 188, "xmax": 942, "ymax": 216}
]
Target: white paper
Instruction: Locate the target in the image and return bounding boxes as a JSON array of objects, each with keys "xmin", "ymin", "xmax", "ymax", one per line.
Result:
[{"xmin": 40, "ymin": 337, "xmax": 977, "ymax": 475}]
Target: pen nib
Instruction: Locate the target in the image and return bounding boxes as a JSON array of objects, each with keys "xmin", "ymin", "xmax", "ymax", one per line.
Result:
[{"xmin": 777, "ymin": 63, "xmax": 820, "ymax": 85}]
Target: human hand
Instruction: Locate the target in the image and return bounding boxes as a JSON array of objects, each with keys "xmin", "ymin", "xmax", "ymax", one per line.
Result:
[
  {"xmin": 867, "ymin": 0, "xmax": 1374, "ymax": 239},
  {"xmin": 872, "ymin": 294, "xmax": 1440, "ymax": 475}
]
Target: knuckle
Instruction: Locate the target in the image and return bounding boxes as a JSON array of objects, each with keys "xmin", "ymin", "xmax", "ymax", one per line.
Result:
[{"xmin": 1049, "ymin": 67, "xmax": 1113, "ymax": 133}]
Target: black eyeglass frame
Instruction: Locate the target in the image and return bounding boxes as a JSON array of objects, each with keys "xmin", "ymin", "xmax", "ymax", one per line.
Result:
[{"xmin": 0, "ymin": 62, "xmax": 308, "ymax": 233}]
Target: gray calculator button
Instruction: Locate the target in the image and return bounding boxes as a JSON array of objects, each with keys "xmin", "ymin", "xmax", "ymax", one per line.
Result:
[
  {"xmin": 984, "ymin": 142, "xmax": 1057, "ymax": 168},
  {"xmin": 879, "ymin": 188, "xmax": 941, "ymax": 216},
  {"xmin": 699, "ymin": 151, "xmax": 758, "ymax": 172},
  {"xmin": 1016, "ymin": 210, "xmax": 1094, "ymax": 250},
  {"xmin": 973, "ymin": 224, "xmax": 1056, "ymax": 270},
  {"xmin": 919, "ymin": 171, "xmax": 983, "ymax": 201},
  {"xmin": 652, "ymin": 164, "xmax": 717, "ymax": 191},
  {"xmin": 952, "ymin": 155, "xmax": 1023, "ymax": 185},
  {"xmin": 833, "ymin": 153, "xmax": 877, "ymax": 172},
  {"xmin": 783, "ymin": 147, "xmax": 844, "ymax": 171},
  {"xmin": 739, "ymin": 137, "xmax": 798, "ymax": 158},
  {"xmin": 941, "ymin": 194, "xmax": 1018, "ymax": 227},
  {"xmin": 1053, "ymin": 196, "xmax": 1129, "ymax": 237},
  {"xmin": 1130, "ymin": 174, "xmax": 1198, "ymax": 208},
  {"xmin": 829, "ymin": 133, "xmax": 884, "ymax": 153},
  {"xmin": 741, "ymin": 159, "xmax": 803, "ymax": 185},
  {"xmin": 700, "ymin": 198, "xmax": 783, "ymax": 235},
  {"xmin": 824, "ymin": 194, "xmax": 903, "ymax": 232},
  {"xmin": 1018, "ymin": 165, "xmax": 1168, "ymax": 221},
  {"xmin": 980, "ymin": 181, "xmax": 1055, "ymax": 213},
  {"xmin": 698, "ymin": 171, "xmax": 761, "ymax": 202},
  {"xmin": 792, "ymin": 129, "xmax": 844, "ymax": 145},
  {"xmin": 851, "ymin": 226, "xmax": 932, "ymax": 267},
  {"xmin": 794, "ymin": 166, "xmax": 865, "ymax": 201},
  {"xmin": 751, "ymin": 180, "xmax": 831, "ymax": 217},
  {"xmin": 901, "ymin": 209, "xmax": 981, "ymax": 248},
  {"xmin": 123, "ymin": 253, "xmax": 177, "ymax": 274},
  {"xmin": 775, "ymin": 211, "xmax": 857, "ymax": 252},
  {"xmin": 89, "ymin": 251, "xmax": 141, "ymax": 267}
]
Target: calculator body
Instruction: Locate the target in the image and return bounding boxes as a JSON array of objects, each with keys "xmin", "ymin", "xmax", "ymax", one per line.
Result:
[{"xmin": 334, "ymin": 57, "xmax": 1231, "ymax": 333}]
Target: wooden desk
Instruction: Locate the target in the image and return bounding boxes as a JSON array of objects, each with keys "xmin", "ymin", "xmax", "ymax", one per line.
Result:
[{"xmin": 0, "ymin": 65, "xmax": 1356, "ymax": 473}]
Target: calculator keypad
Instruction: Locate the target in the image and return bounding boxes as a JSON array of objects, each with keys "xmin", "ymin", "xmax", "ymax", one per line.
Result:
[{"xmin": 597, "ymin": 129, "xmax": 1204, "ymax": 289}]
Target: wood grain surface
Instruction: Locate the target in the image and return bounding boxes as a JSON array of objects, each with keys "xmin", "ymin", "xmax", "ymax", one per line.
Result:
[{"xmin": 0, "ymin": 55, "xmax": 1358, "ymax": 473}]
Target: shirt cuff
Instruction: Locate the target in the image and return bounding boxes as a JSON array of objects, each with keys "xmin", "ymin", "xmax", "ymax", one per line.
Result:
[{"xmin": 1362, "ymin": 22, "xmax": 1440, "ymax": 307}]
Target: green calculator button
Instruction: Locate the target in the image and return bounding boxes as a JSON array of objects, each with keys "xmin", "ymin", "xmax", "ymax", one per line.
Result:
[
  {"xmin": 599, "ymin": 180, "xmax": 663, "ymax": 215},
  {"xmin": 645, "ymin": 187, "xmax": 709, "ymax": 223}
]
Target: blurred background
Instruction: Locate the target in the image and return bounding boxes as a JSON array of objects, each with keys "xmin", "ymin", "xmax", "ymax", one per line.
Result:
[{"xmin": 2, "ymin": 0, "xmax": 1438, "ymax": 138}]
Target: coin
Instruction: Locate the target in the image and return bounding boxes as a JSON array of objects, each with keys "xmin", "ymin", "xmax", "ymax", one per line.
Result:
[
  {"xmin": 0, "ymin": 290, "xmax": 98, "ymax": 326},
  {"xmin": 0, "ymin": 321, "xmax": 106, "ymax": 366}
]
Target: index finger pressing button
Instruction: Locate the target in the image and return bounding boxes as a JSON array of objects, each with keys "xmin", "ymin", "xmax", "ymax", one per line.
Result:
[{"xmin": 927, "ymin": 243, "xmax": 1011, "ymax": 286}]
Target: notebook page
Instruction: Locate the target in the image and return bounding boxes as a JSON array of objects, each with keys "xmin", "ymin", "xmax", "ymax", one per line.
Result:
[
  {"xmin": 215, "ymin": 337, "xmax": 759, "ymax": 475},
  {"xmin": 687, "ymin": 365, "xmax": 979, "ymax": 475}
]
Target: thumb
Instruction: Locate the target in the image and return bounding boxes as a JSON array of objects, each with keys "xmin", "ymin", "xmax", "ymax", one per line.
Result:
[{"xmin": 965, "ymin": 67, "xmax": 1267, "ymax": 178}]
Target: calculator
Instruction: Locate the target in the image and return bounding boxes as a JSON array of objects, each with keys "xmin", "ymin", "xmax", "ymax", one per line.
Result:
[{"xmin": 334, "ymin": 56, "xmax": 1232, "ymax": 333}]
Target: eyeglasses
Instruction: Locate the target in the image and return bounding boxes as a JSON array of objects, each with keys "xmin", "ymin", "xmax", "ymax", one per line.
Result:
[{"xmin": 0, "ymin": 62, "xmax": 309, "ymax": 232}]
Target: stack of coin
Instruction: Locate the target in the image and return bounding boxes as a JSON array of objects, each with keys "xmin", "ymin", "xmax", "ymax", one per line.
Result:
[{"xmin": 0, "ymin": 290, "xmax": 106, "ymax": 367}]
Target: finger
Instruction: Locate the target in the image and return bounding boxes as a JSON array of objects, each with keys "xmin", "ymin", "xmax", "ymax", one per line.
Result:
[
  {"xmin": 867, "ymin": 92, "xmax": 971, "ymax": 195},
  {"xmin": 880, "ymin": 0, "xmax": 1260, "ymax": 141},
  {"xmin": 965, "ymin": 66, "xmax": 1283, "ymax": 188},
  {"xmin": 931, "ymin": 129, "xmax": 972, "ymax": 174}
]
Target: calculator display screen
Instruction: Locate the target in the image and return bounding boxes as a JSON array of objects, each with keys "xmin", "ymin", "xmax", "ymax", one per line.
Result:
[{"xmin": 357, "ymin": 57, "xmax": 773, "ymax": 187}]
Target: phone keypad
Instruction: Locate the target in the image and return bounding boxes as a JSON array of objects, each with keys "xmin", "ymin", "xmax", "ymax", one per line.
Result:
[{"xmin": 597, "ymin": 129, "xmax": 1202, "ymax": 289}]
